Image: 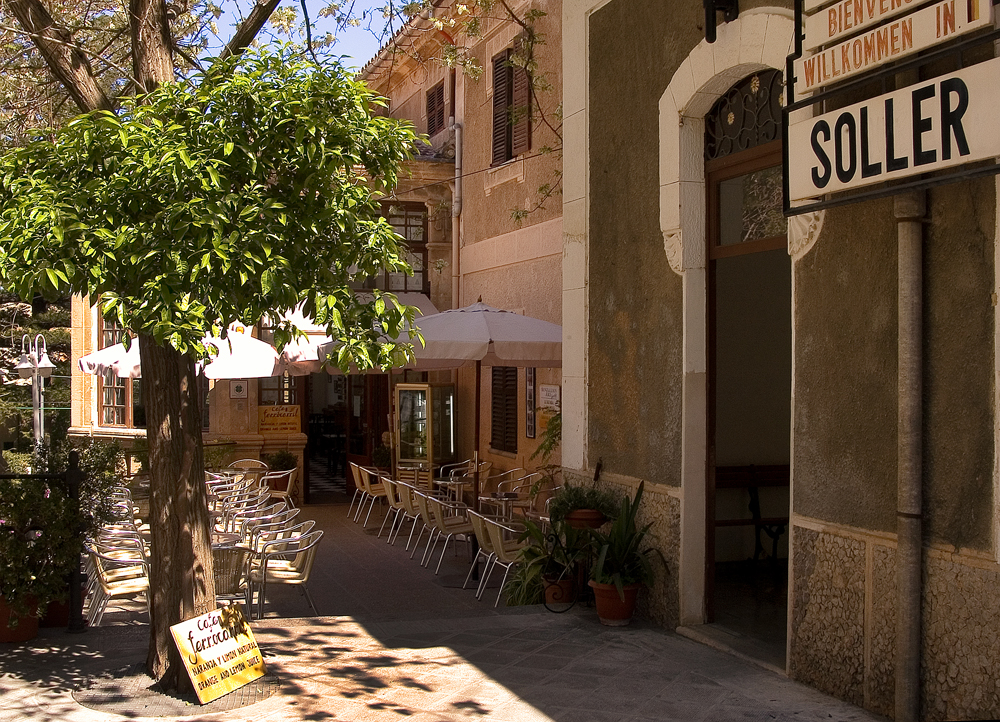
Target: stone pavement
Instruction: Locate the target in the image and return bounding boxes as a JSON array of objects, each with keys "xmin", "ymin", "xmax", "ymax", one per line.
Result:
[{"xmin": 0, "ymin": 503, "xmax": 888, "ymax": 722}]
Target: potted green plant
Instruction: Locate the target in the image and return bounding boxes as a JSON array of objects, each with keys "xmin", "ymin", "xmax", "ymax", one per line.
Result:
[
  {"xmin": 507, "ymin": 518, "xmax": 589, "ymax": 607},
  {"xmin": 0, "ymin": 478, "xmax": 82, "ymax": 641},
  {"xmin": 588, "ymin": 481, "xmax": 664, "ymax": 626},
  {"xmin": 547, "ymin": 482, "xmax": 620, "ymax": 529},
  {"xmin": 15, "ymin": 440, "xmax": 125, "ymax": 630}
]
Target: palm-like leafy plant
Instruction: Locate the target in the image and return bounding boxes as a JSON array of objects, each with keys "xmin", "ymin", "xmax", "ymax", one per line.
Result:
[{"xmin": 590, "ymin": 481, "xmax": 663, "ymax": 600}]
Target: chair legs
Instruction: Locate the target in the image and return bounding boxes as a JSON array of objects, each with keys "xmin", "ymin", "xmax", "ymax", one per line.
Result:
[{"xmin": 346, "ymin": 488, "xmax": 361, "ymax": 518}]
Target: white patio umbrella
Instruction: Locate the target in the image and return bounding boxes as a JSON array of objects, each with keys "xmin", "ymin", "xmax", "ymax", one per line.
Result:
[
  {"xmin": 78, "ymin": 326, "xmax": 281, "ymax": 380},
  {"xmin": 369, "ymin": 302, "xmax": 563, "ymax": 509},
  {"xmin": 78, "ymin": 341, "xmax": 144, "ymax": 379}
]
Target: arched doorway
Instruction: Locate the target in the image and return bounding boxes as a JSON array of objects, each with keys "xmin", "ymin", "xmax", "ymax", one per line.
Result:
[{"xmin": 704, "ymin": 70, "xmax": 791, "ymax": 666}]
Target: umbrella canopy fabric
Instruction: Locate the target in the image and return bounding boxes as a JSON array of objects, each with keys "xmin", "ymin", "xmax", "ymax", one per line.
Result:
[
  {"xmin": 411, "ymin": 302, "xmax": 562, "ymax": 368},
  {"xmin": 78, "ymin": 328, "xmax": 280, "ymax": 380},
  {"xmin": 280, "ymin": 292, "xmax": 441, "ymax": 375},
  {"xmin": 78, "ymin": 341, "xmax": 144, "ymax": 379},
  {"xmin": 202, "ymin": 331, "xmax": 281, "ymax": 379}
]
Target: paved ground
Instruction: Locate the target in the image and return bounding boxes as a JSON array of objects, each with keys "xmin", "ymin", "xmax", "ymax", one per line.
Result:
[{"xmin": 0, "ymin": 502, "xmax": 888, "ymax": 722}]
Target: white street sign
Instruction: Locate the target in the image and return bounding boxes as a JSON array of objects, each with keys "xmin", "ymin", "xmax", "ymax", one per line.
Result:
[
  {"xmin": 794, "ymin": 0, "xmax": 991, "ymax": 93},
  {"xmin": 787, "ymin": 57, "xmax": 1000, "ymax": 202},
  {"xmin": 804, "ymin": 0, "xmax": 931, "ymax": 51}
]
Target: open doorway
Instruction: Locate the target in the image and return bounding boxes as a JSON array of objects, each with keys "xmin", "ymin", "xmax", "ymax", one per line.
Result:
[
  {"xmin": 704, "ymin": 70, "xmax": 791, "ymax": 667},
  {"xmin": 304, "ymin": 373, "xmax": 390, "ymax": 504}
]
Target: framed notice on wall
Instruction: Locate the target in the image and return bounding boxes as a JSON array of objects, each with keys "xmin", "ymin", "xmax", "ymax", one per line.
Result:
[
  {"xmin": 538, "ymin": 384, "xmax": 560, "ymax": 432},
  {"xmin": 229, "ymin": 380, "xmax": 248, "ymax": 399}
]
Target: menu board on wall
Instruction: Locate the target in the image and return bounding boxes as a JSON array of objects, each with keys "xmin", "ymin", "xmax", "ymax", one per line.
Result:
[{"xmin": 258, "ymin": 405, "xmax": 301, "ymax": 435}]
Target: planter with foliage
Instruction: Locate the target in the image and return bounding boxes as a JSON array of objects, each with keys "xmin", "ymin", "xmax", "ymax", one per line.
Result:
[
  {"xmin": 506, "ymin": 518, "xmax": 590, "ymax": 607},
  {"xmin": 547, "ymin": 483, "xmax": 620, "ymax": 529},
  {"xmin": 262, "ymin": 450, "xmax": 299, "ymax": 492},
  {"xmin": 0, "ymin": 478, "xmax": 80, "ymax": 639},
  {"xmin": 589, "ymin": 481, "xmax": 664, "ymax": 626},
  {"xmin": 1, "ymin": 440, "xmax": 125, "ymax": 637}
]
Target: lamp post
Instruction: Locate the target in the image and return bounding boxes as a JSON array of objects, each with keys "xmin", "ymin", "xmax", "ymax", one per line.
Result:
[{"xmin": 15, "ymin": 334, "xmax": 55, "ymax": 446}]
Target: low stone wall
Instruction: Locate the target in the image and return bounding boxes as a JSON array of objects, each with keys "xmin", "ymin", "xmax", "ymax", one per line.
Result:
[
  {"xmin": 789, "ymin": 518, "xmax": 1000, "ymax": 720},
  {"xmin": 563, "ymin": 469, "xmax": 681, "ymax": 628}
]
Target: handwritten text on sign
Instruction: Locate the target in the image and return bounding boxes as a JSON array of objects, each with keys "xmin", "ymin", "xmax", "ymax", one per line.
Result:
[
  {"xmin": 258, "ymin": 404, "xmax": 301, "ymax": 435},
  {"xmin": 170, "ymin": 606, "xmax": 266, "ymax": 704},
  {"xmin": 788, "ymin": 57, "xmax": 1000, "ymax": 201}
]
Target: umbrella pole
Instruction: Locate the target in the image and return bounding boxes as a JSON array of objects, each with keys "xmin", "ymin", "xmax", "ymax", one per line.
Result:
[{"xmin": 473, "ymin": 360, "xmax": 481, "ymax": 512}]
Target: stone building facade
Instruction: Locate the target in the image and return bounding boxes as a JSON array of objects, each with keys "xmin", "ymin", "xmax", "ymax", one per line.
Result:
[{"xmin": 561, "ymin": 0, "xmax": 1000, "ymax": 718}]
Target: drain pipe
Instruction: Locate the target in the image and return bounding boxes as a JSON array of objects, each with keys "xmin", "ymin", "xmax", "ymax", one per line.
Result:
[
  {"xmin": 895, "ymin": 189, "xmax": 925, "ymax": 722},
  {"xmin": 451, "ymin": 119, "xmax": 463, "ymax": 308}
]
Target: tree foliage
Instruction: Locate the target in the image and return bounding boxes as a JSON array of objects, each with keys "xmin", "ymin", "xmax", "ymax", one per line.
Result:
[{"xmin": 0, "ymin": 46, "xmax": 420, "ymax": 369}]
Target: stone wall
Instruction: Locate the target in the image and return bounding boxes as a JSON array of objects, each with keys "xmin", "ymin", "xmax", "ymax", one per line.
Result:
[{"xmin": 790, "ymin": 519, "xmax": 1000, "ymax": 720}]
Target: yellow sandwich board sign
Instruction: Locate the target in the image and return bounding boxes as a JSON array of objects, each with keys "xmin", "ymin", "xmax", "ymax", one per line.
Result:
[{"xmin": 170, "ymin": 605, "xmax": 266, "ymax": 704}]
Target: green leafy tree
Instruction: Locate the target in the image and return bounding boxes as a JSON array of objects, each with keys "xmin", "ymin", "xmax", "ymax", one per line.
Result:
[{"xmin": 0, "ymin": 46, "xmax": 418, "ymax": 689}]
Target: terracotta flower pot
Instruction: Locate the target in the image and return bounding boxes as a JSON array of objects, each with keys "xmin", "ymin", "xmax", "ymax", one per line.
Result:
[
  {"xmin": 564, "ymin": 509, "xmax": 606, "ymax": 529},
  {"xmin": 543, "ymin": 576, "xmax": 576, "ymax": 605},
  {"xmin": 588, "ymin": 580, "xmax": 641, "ymax": 626},
  {"xmin": 0, "ymin": 596, "xmax": 39, "ymax": 644}
]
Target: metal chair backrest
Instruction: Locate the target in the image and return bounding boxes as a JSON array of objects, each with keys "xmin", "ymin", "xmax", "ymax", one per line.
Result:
[
  {"xmin": 229, "ymin": 458, "xmax": 268, "ymax": 470},
  {"xmin": 467, "ymin": 511, "xmax": 498, "ymax": 556},
  {"xmin": 484, "ymin": 517, "xmax": 524, "ymax": 565},
  {"xmin": 396, "ymin": 481, "xmax": 420, "ymax": 517}
]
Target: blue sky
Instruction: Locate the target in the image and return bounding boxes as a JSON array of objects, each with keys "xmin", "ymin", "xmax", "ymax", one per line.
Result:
[{"xmin": 214, "ymin": 0, "xmax": 396, "ymax": 70}]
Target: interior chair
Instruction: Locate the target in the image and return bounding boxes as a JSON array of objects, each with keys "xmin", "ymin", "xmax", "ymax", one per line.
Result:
[
  {"xmin": 248, "ymin": 529, "xmax": 324, "ymax": 619},
  {"xmin": 229, "ymin": 458, "xmax": 267, "ymax": 470},
  {"xmin": 483, "ymin": 517, "xmax": 527, "ymax": 608},
  {"xmin": 377, "ymin": 475, "xmax": 407, "ymax": 541},
  {"xmin": 347, "ymin": 461, "xmax": 365, "ymax": 519},
  {"xmin": 409, "ymin": 489, "xmax": 440, "ymax": 563},
  {"xmin": 212, "ymin": 544, "xmax": 251, "ymax": 608},
  {"xmin": 397, "ymin": 464, "xmax": 434, "ymax": 492},
  {"xmin": 423, "ymin": 495, "xmax": 475, "ymax": 574},
  {"xmin": 356, "ymin": 465, "xmax": 388, "ymax": 527}
]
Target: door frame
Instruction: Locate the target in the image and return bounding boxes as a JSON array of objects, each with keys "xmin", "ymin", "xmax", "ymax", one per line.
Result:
[{"xmin": 704, "ymin": 140, "xmax": 786, "ymax": 621}]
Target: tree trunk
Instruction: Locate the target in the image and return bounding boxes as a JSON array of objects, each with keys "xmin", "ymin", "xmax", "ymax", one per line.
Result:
[
  {"xmin": 139, "ymin": 335, "xmax": 215, "ymax": 691},
  {"xmin": 129, "ymin": 0, "xmax": 174, "ymax": 93}
]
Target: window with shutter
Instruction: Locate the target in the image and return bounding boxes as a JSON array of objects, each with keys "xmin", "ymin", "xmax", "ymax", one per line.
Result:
[
  {"xmin": 491, "ymin": 51, "xmax": 511, "ymax": 167},
  {"xmin": 491, "ymin": 46, "xmax": 532, "ymax": 166},
  {"xmin": 426, "ymin": 82, "xmax": 445, "ymax": 137},
  {"xmin": 491, "ymin": 366, "xmax": 518, "ymax": 453}
]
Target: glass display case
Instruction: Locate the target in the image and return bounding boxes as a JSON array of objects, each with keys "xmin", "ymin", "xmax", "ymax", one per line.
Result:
[{"xmin": 394, "ymin": 383, "xmax": 456, "ymax": 473}]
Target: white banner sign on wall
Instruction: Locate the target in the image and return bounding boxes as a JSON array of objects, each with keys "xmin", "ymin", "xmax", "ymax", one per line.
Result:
[
  {"xmin": 787, "ymin": 56, "xmax": 1000, "ymax": 202},
  {"xmin": 804, "ymin": 0, "xmax": 930, "ymax": 50},
  {"xmin": 794, "ymin": 0, "xmax": 991, "ymax": 93}
]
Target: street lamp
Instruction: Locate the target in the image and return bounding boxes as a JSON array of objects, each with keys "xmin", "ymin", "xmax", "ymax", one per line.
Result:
[{"xmin": 16, "ymin": 334, "xmax": 55, "ymax": 445}]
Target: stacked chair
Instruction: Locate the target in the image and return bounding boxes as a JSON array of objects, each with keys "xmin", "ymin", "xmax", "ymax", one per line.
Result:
[
  {"xmin": 84, "ymin": 485, "xmax": 150, "ymax": 626},
  {"xmin": 84, "ymin": 459, "xmax": 324, "ymax": 624}
]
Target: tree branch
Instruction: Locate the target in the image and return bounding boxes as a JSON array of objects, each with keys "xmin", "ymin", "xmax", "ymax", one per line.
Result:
[
  {"xmin": 217, "ymin": 0, "xmax": 282, "ymax": 62},
  {"xmin": 6, "ymin": 0, "xmax": 116, "ymax": 112}
]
